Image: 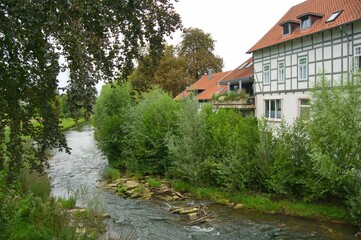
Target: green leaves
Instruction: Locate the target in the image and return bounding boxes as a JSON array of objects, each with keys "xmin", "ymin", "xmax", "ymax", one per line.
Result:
[{"xmin": 1, "ymin": 0, "xmax": 181, "ymax": 181}]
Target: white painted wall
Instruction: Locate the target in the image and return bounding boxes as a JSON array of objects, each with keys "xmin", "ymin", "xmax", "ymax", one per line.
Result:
[
  {"xmin": 253, "ymin": 21, "xmax": 361, "ymax": 125},
  {"xmin": 255, "ymin": 91, "xmax": 311, "ymax": 124}
]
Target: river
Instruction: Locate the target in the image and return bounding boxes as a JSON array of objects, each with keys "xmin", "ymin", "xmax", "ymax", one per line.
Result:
[{"xmin": 49, "ymin": 124, "xmax": 358, "ymax": 239}]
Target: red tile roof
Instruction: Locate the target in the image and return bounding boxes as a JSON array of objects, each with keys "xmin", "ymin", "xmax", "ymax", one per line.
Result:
[
  {"xmin": 219, "ymin": 57, "xmax": 253, "ymax": 83},
  {"xmin": 190, "ymin": 71, "xmax": 231, "ymax": 100},
  {"xmin": 175, "ymin": 57, "xmax": 255, "ymax": 100},
  {"xmin": 248, "ymin": 0, "xmax": 361, "ymax": 53}
]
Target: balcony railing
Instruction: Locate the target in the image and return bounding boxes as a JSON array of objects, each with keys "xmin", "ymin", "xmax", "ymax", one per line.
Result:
[{"xmin": 213, "ymin": 96, "xmax": 255, "ymax": 109}]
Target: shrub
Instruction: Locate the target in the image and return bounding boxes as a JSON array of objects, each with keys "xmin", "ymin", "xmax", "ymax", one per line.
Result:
[
  {"xmin": 125, "ymin": 87, "xmax": 178, "ymax": 175},
  {"xmin": 93, "ymin": 82, "xmax": 133, "ymax": 168},
  {"xmin": 167, "ymin": 98, "xmax": 210, "ymax": 184},
  {"xmin": 267, "ymin": 119, "xmax": 313, "ymax": 198},
  {"xmin": 308, "ymin": 76, "xmax": 361, "ymax": 205}
]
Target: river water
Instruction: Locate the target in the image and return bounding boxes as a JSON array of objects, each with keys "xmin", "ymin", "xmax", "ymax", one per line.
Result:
[{"xmin": 49, "ymin": 124, "xmax": 358, "ymax": 239}]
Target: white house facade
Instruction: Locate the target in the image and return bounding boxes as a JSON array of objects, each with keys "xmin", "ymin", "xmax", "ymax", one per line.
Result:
[{"xmin": 248, "ymin": 0, "xmax": 361, "ymax": 124}]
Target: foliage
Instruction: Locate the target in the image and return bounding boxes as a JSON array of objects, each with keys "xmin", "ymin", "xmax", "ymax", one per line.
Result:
[
  {"xmin": 178, "ymin": 27, "xmax": 223, "ymax": 82},
  {"xmin": 0, "ymin": 0, "xmax": 181, "ymax": 182},
  {"xmin": 125, "ymin": 87, "xmax": 178, "ymax": 175},
  {"xmin": 213, "ymin": 90, "xmax": 247, "ymax": 102},
  {"xmin": 308, "ymin": 76, "xmax": 361, "ymax": 219},
  {"xmin": 147, "ymin": 178, "xmax": 161, "ymax": 188},
  {"xmin": 103, "ymin": 167, "xmax": 121, "ymax": 181},
  {"xmin": 251, "ymin": 119, "xmax": 275, "ymax": 191},
  {"xmin": 60, "ymin": 117, "xmax": 86, "ymax": 131},
  {"xmin": 0, "ymin": 170, "xmax": 75, "ymax": 239},
  {"xmin": 93, "ymin": 83, "xmax": 133, "ymax": 167},
  {"xmin": 167, "ymin": 98, "xmax": 210, "ymax": 184},
  {"xmin": 57, "ymin": 197, "xmax": 77, "ymax": 210},
  {"xmin": 268, "ymin": 119, "xmax": 314, "ymax": 199},
  {"xmin": 129, "ymin": 27, "xmax": 223, "ymax": 95},
  {"xmin": 128, "ymin": 54, "xmax": 159, "ymax": 93},
  {"xmin": 205, "ymin": 109, "xmax": 259, "ymax": 191},
  {"xmin": 153, "ymin": 45, "xmax": 192, "ymax": 97}
]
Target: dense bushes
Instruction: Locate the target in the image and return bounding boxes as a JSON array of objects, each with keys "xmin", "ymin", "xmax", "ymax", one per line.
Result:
[
  {"xmin": 93, "ymin": 83, "xmax": 133, "ymax": 167},
  {"xmin": 93, "ymin": 77, "xmax": 361, "ymax": 221}
]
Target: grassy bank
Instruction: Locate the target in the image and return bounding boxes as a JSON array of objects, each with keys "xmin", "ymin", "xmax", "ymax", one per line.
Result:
[
  {"xmin": 60, "ymin": 118, "xmax": 87, "ymax": 131},
  {"xmin": 171, "ymin": 179, "xmax": 351, "ymax": 224}
]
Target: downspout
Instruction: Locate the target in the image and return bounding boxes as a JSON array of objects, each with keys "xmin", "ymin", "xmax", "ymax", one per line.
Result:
[{"xmin": 339, "ymin": 25, "xmax": 351, "ymax": 83}]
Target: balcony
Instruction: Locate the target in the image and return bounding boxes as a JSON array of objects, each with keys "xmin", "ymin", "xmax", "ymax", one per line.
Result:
[{"xmin": 212, "ymin": 91, "xmax": 255, "ymax": 110}]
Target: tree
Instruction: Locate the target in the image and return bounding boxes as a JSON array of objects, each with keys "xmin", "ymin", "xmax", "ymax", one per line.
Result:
[
  {"xmin": 128, "ymin": 54, "xmax": 158, "ymax": 93},
  {"xmin": 154, "ymin": 45, "xmax": 191, "ymax": 97},
  {"xmin": 178, "ymin": 27, "xmax": 223, "ymax": 82},
  {"xmin": 0, "ymin": 0, "xmax": 182, "ymax": 181}
]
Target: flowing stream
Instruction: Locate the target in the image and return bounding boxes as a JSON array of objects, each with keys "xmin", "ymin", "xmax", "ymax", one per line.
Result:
[{"xmin": 49, "ymin": 124, "xmax": 358, "ymax": 239}]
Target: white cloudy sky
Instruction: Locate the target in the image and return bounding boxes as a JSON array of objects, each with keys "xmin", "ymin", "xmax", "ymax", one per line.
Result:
[
  {"xmin": 169, "ymin": 0, "xmax": 305, "ymax": 70},
  {"xmin": 58, "ymin": 0, "xmax": 305, "ymax": 90}
]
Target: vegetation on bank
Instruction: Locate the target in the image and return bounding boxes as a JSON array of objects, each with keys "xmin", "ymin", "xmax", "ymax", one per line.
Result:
[
  {"xmin": 93, "ymin": 76, "xmax": 361, "ymax": 224},
  {"xmin": 0, "ymin": 167, "xmax": 105, "ymax": 239},
  {"xmin": 0, "ymin": 107, "xmax": 94, "ymax": 239},
  {"xmin": 60, "ymin": 118, "xmax": 87, "ymax": 131}
]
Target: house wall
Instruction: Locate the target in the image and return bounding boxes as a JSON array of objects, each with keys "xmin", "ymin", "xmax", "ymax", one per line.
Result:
[{"xmin": 253, "ymin": 21, "xmax": 361, "ymax": 124}]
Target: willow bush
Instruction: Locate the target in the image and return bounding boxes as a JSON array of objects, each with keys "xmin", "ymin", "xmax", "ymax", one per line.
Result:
[
  {"xmin": 93, "ymin": 83, "xmax": 133, "ymax": 168},
  {"xmin": 125, "ymin": 87, "xmax": 178, "ymax": 175},
  {"xmin": 167, "ymin": 99, "xmax": 211, "ymax": 184},
  {"xmin": 308, "ymin": 75, "xmax": 361, "ymax": 219}
]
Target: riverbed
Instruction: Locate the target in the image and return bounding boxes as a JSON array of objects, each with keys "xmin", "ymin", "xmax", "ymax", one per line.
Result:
[{"xmin": 48, "ymin": 124, "xmax": 358, "ymax": 239}]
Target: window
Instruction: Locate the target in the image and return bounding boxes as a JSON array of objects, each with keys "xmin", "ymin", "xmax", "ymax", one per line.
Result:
[
  {"xmin": 326, "ymin": 10, "xmax": 342, "ymax": 23},
  {"xmin": 300, "ymin": 16, "xmax": 311, "ymax": 30},
  {"xmin": 355, "ymin": 46, "xmax": 361, "ymax": 71},
  {"xmin": 299, "ymin": 98, "xmax": 310, "ymax": 120},
  {"xmin": 264, "ymin": 99, "xmax": 282, "ymax": 119},
  {"xmin": 298, "ymin": 57, "xmax": 308, "ymax": 80},
  {"xmin": 263, "ymin": 64, "xmax": 270, "ymax": 84},
  {"xmin": 278, "ymin": 61, "xmax": 285, "ymax": 82},
  {"xmin": 282, "ymin": 24, "xmax": 290, "ymax": 35}
]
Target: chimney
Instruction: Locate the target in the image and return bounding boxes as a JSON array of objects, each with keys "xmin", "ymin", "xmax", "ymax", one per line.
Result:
[{"xmin": 208, "ymin": 68, "xmax": 213, "ymax": 80}]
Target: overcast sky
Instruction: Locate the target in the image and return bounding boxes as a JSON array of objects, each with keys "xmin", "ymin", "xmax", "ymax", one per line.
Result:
[{"xmin": 168, "ymin": 0, "xmax": 305, "ymax": 70}]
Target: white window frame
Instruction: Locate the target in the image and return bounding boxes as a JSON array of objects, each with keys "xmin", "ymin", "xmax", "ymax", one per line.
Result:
[
  {"xmin": 298, "ymin": 57, "xmax": 308, "ymax": 80},
  {"xmin": 278, "ymin": 61, "xmax": 285, "ymax": 83},
  {"xmin": 263, "ymin": 64, "xmax": 270, "ymax": 84},
  {"xmin": 355, "ymin": 46, "xmax": 361, "ymax": 71},
  {"xmin": 299, "ymin": 98, "xmax": 311, "ymax": 119},
  {"xmin": 264, "ymin": 99, "xmax": 282, "ymax": 120}
]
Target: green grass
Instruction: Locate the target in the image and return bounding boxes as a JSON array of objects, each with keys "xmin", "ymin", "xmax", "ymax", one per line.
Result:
[
  {"xmin": 147, "ymin": 178, "xmax": 161, "ymax": 188},
  {"xmin": 103, "ymin": 167, "xmax": 120, "ymax": 181},
  {"xmin": 60, "ymin": 118, "xmax": 86, "ymax": 131},
  {"xmin": 58, "ymin": 196, "xmax": 77, "ymax": 209},
  {"xmin": 172, "ymin": 179, "xmax": 350, "ymax": 223}
]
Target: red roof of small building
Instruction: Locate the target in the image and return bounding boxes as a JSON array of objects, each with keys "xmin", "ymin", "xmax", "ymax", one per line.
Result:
[
  {"xmin": 219, "ymin": 57, "xmax": 253, "ymax": 83},
  {"xmin": 190, "ymin": 71, "xmax": 231, "ymax": 100},
  {"xmin": 174, "ymin": 71, "xmax": 231, "ymax": 100},
  {"xmin": 248, "ymin": 0, "xmax": 361, "ymax": 53}
]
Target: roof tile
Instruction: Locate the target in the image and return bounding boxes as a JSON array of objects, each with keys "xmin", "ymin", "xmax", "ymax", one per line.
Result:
[{"xmin": 248, "ymin": 0, "xmax": 361, "ymax": 52}]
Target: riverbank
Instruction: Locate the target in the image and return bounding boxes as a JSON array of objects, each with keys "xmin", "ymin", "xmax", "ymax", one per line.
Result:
[
  {"xmin": 60, "ymin": 118, "xmax": 87, "ymax": 131},
  {"xmin": 102, "ymin": 170, "xmax": 354, "ymax": 226},
  {"xmin": 171, "ymin": 180, "xmax": 351, "ymax": 224}
]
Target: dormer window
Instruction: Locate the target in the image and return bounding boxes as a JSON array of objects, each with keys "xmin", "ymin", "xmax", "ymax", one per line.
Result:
[
  {"xmin": 280, "ymin": 20, "xmax": 299, "ymax": 36},
  {"xmin": 283, "ymin": 24, "xmax": 291, "ymax": 35},
  {"xmin": 300, "ymin": 16, "xmax": 311, "ymax": 29},
  {"xmin": 297, "ymin": 12, "xmax": 324, "ymax": 30}
]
